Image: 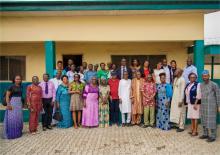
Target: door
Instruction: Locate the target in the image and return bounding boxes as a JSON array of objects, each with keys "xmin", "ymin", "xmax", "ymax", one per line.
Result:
[{"xmin": 62, "ymin": 55, "xmax": 82, "ymax": 70}]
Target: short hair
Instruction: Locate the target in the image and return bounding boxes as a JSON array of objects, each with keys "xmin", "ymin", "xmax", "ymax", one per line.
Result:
[
  {"xmin": 43, "ymin": 73, "xmax": 50, "ymax": 77},
  {"xmin": 188, "ymin": 72, "xmax": 197, "ymax": 80},
  {"xmin": 61, "ymin": 75, "xmax": 68, "ymax": 81},
  {"xmin": 159, "ymin": 72, "xmax": 166, "ymax": 77},
  {"xmin": 57, "ymin": 60, "xmax": 63, "ymax": 64},
  {"xmin": 100, "ymin": 62, "xmax": 105, "ymax": 66},
  {"xmin": 170, "ymin": 60, "xmax": 176, "ymax": 64}
]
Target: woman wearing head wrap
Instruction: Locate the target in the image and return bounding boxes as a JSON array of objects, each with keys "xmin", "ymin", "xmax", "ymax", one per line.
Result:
[{"xmin": 99, "ymin": 77, "xmax": 110, "ymax": 128}]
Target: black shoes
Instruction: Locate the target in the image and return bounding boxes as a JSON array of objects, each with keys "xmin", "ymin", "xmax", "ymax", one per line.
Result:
[
  {"xmin": 43, "ymin": 127, "xmax": 47, "ymax": 131},
  {"xmin": 199, "ymin": 135, "xmax": 209, "ymax": 139},
  {"xmin": 46, "ymin": 125, "xmax": 53, "ymax": 130},
  {"xmin": 206, "ymin": 137, "xmax": 216, "ymax": 142},
  {"xmin": 176, "ymin": 128, "xmax": 184, "ymax": 132}
]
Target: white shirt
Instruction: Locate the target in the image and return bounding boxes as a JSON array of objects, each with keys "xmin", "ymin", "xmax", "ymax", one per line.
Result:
[
  {"xmin": 78, "ymin": 72, "xmax": 85, "ymax": 83},
  {"xmin": 66, "ymin": 71, "xmax": 77, "ymax": 83},
  {"xmin": 49, "ymin": 78, "xmax": 62, "ymax": 91},
  {"xmin": 163, "ymin": 65, "xmax": 171, "ymax": 84},
  {"xmin": 154, "ymin": 69, "xmax": 165, "ymax": 84},
  {"xmin": 118, "ymin": 79, "xmax": 132, "ymax": 113}
]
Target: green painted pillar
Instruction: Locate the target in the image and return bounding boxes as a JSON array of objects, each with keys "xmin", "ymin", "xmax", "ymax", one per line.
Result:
[
  {"xmin": 193, "ymin": 40, "xmax": 204, "ymax": 82},
  {"xmin": 44, "ymin": 41, "xmax": 56, "ymax": 79},
  {"xmin": 211, "ymin": 56, "xmax": 214, "ymax": 80}
]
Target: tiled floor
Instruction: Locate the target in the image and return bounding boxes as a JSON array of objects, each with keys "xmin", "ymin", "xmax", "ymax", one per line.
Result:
[{"xmin": 0, "ymin": 124, "xmax": 220, "ymax": 155}]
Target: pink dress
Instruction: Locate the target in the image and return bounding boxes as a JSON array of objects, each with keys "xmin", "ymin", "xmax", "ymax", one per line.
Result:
[
  {"xmin": 185, "ymin": 83, "xmax": 201, "ymax": 119},
  {"xmin": 82, "ymin": 84, "xmax": 99, "ymax": 127}
]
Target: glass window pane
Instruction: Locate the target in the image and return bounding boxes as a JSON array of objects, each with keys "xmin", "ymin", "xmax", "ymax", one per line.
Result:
[
  {"xmin": 9, "ymin": 56, "xmax": 26, "ymax": 81},
  {"xmin": 0, "ymin": 56, "xmax": 9, "ymax": 80}
]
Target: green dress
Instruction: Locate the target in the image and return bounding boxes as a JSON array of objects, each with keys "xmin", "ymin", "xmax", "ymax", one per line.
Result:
[
  {"xmin": 99, "ymin": 85, "xmax": 110, "ymax": 127},
  {"xmin": 97, "ymin": 69, "xmax": 109, "ymax": 80}
]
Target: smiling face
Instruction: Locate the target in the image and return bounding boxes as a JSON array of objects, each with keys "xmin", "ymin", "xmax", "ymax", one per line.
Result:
[
  {"xmin": 43, "ymin": 74, "xmax": 49, "ymax": 82},
  {"xmin": 123, "ymin": 71, "xmax": 129, "ymax": 79},
  {"xmin": 74, "ymin": 74, "xmax": 80, "ymax": 82},
  {"xmin": 136, "ymin": 71, "xmax": 141, "ymax": 79},
  {"xmin": 144, "ymin": 61, "xmax": 149, "ymax": 68},
  {"xmin": 121, "ymin": 58, "xmax": 126, "ymax": 66},
  {"xmin": 157, "ymin": 62, "xmax": 162, "ymax": 69},
  {"xmin": 32, "ymin": 76, "xmax": 39, "ymax": 85},
  {"xmin": 162, "ymin": 59, "xmax": 167, "ymax": 66},
  {"xmin": 187, "ymin": 58, "xmax": 192, "ymax": 66},
  {"xmin": 189, "ymin": 73, "xmax": 197, "ymax": 83},
  {"xmin": 62, "ymin": 76, "xmax": 68, "ymax": 84},
  {"xmin": 160, "ymin": 74, "xmax": 166, "ymax": 83},
  {"xmin": 91, "ymin": 77, "xmax": 97, "ymax": 85},
  {"xmin": 14, "ymin": 75, "xmax": 22, "ymax": 85}
]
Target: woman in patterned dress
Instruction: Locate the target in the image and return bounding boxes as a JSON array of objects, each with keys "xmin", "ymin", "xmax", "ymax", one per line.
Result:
[
  {"xmin": 26, "ymin": 76, "xmax": 42, "ymax": 134},
  {"xmin": 3, "ymin": 75, "xmax": 23, "ymax": 139},
  {"xmin": 82, "ymin": 77, "xmax": 99, "ymax": 127},
  {"xmin": 56, "ymin": 75, "xmax": 73, "ymax": 128},
  {"xmin": 156, "ymin": 73, "xmax": 173, "ymax": 131},
  {"xmin": 69, "ymin": 74, "xmax": 85, "ymax": 129},
  {"xmin": 99, "ymin": 77, "xmax": 110, "ymax": 128}
]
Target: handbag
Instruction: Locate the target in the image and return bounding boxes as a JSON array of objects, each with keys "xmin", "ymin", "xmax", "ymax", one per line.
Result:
[{"xmin": 53, "ymin": 109, "xmax": 63, "ymax": 121}]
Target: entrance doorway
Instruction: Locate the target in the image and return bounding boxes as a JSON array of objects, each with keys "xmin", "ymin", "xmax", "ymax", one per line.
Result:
[
  {"xmin": 62, "ymin": 55, "xmax": 82, "ymax": 70},
  {"xmin": 111, "ymin": 55, "xmax": 166, "ymax": 69}
]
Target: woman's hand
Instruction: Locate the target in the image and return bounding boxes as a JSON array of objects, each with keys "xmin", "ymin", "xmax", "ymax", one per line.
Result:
[
  {"xmin": 193, "ymin": 104, "xmax": 198, "ymax": 110},
  {"xmin": 7, "ymin": 105, "xmax": 13, "ymax": 110},
  {"xmin": 165, "ymin": 102, "xmax": 169, "ymax": 108},
  {"xmin": 178, "ymin": 102, "xmax": 183, "ymax": 108},
  {"xmin": 56, "ymin": 103, "xmax": 60, "ymax": 109},
  {"xmin": 83, "ymin": 100, "xmax": 86, "ymax": 107}
]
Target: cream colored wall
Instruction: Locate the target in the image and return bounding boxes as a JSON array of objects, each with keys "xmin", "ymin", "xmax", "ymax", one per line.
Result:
[
  {"xmin": 0, "ymin": 42, "xmax": 45, "ymax": 81},
  {"xmin": 56, "ymin": 42, "xmax": 188, "ymax": 68},
  {"xmin": 0, "ymin": 13, "xmax": 204, "ymax": 42},
  {"xmin": 1, "ymin": 42, "xmax": 190, "ymax": 81}
]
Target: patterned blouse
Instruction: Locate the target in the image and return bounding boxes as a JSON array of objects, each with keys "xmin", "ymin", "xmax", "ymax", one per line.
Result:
[
  {"xmin": 141, "ymin": 81, "xmax": 157, "ymax": 106},
  {"xmin": 69, "ymin": 81, "xmax": 85, "ymax": 92}
]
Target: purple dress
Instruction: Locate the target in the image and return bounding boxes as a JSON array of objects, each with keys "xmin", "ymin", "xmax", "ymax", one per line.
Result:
[
  {"xmin": 3, "ymin": 85, "xmax": 23, "ymax": 139},
  {"xmin": 82, "ymin": 84, "xmax": 99, "ymax": 127}
]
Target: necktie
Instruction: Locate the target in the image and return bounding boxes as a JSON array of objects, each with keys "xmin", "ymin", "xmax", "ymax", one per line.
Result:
[{"xmin": 45, "ymin": 82, "xmax": 48, "ymax": 94}]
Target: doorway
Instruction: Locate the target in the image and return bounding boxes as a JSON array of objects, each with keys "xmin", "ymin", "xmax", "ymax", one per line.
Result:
[
  {"xmin": 62, "ymin": 55, "xmax": 82, "ymax": 70},
  {"xmin": 111, "ymin": 55, "xmax": 166, "ymax": 69}
]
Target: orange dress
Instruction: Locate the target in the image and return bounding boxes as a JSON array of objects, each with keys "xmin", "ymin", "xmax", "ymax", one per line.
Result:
[
  {"xmin": 131, "ymin": 78, "xmax": 144, "ymax": 115},
  {"xmin": 26, "ymin": 84, "xmax": 42, "ymax": 132}
]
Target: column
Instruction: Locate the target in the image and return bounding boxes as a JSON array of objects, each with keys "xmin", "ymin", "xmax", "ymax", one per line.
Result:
[
  {"xmin": 193, "ymin": 40, "xmax": 204, "ymax": 82},
  {"xmin": 44, "ymin": 41, "xmax": 56, "ymax": 78}
]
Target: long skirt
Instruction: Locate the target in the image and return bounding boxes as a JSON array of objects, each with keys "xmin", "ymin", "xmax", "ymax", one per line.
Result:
[
  {"xmin": 29, "ymin": 101, "xmax": 42, "ymax": 132},
  {"xmin": 99, "ymin": 101, "xmax": 109, "ymax": 127},
  {"xmin": 156, "ymin": 100, "xmax": 170, "ymax": 131},
  {"xmin": 57, "ymin": 98, "xmax": 73, "ymax": 128},
  {"xmin": 82, "ymin": 94, "xmax": 99, "ymax": 127},
  {"xmin": 3, "ymin": 97, "xmax": 23, "ymax": 139}
]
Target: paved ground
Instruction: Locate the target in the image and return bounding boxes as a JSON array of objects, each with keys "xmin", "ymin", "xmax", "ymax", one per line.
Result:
[{"xmin": 0, "ymin": 124, "xmax": 220, "ymax": 155}]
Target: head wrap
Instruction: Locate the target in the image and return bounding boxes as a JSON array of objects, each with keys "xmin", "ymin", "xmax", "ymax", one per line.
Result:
[{"xmin": 202, "ymin": 70, "xmax": 209, "ymax": 75}]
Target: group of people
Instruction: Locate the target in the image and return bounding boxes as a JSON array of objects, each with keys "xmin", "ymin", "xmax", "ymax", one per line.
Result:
[{"xmin": 2, "ymin": 57, "xmax": 220, "ymax": 143}]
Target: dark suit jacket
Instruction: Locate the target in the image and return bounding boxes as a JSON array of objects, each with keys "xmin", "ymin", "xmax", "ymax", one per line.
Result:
[{"xmin": 116, "ymin": 66, "xmax": 132, "ymax": 79}]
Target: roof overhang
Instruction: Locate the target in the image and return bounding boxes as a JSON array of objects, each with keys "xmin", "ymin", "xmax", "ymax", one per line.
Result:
[{"xmin": 1, "ymin": 0, "xmax": 220, "ymax": 11}]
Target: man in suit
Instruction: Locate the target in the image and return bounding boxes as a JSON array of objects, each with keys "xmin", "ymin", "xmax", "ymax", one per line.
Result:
[{"xmin": 116, "ymin": 58, "xmax": 132, "ymax": 79}]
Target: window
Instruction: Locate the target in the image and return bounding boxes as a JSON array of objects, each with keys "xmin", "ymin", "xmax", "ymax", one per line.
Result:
[{"xmin": 0, "ymin": 56, "xmax": 26, "ymax": 81}]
